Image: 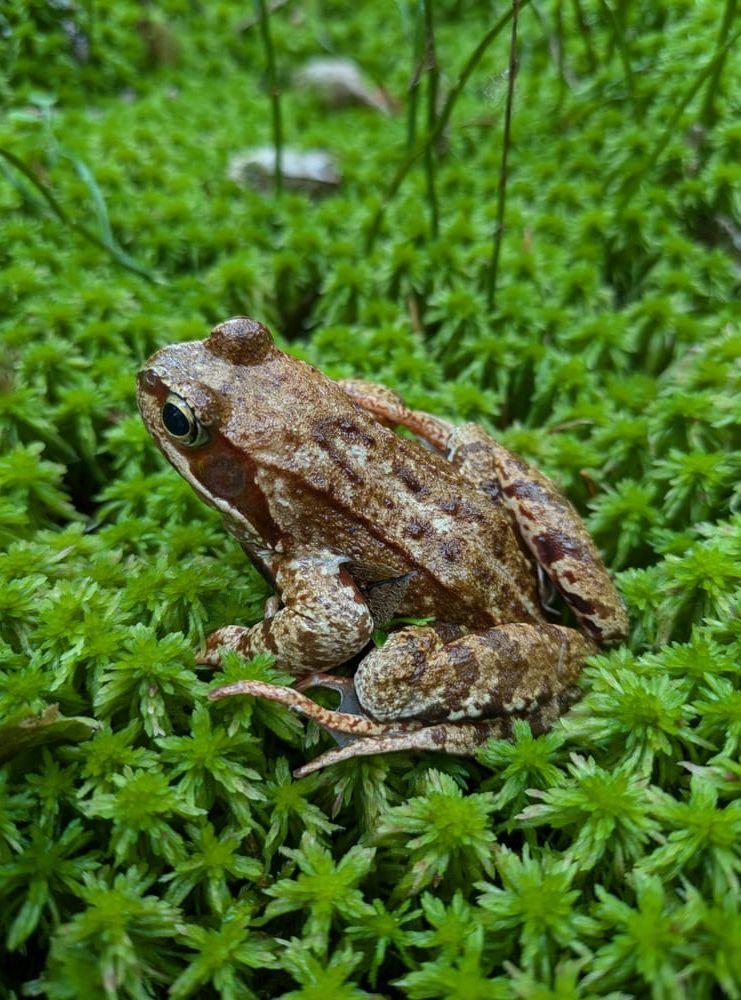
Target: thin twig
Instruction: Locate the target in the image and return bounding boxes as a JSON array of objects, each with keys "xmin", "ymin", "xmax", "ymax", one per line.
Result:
[
  {"xmin": 570, "ymin": 0, "xmax": 597, "ymax": 72},
  {"xmin": 406, "ymin": 1, "xmax": 425, "ymax": 150},
  {"xmin": 422, "ymin": 0, "xmax": 439, "ymax": 237},
  {"xmin": 616, "ymin": 26, "xmax": 741, "ymax": 209},
  {"xmin": 255, "ymin": 0, "xmax": 283, "ymax": 196},
  {"xmin": 0, "ymin": 148, "xmax": 157, "ymax": 283},
  {"xmin": 597, "ymin": 0, "xmax": 638, "ymax": 115},
  {"xmin": 236, "ymin": 0, "xmax": 291, "ymax": 34},
  {"xmin": 365, "ymin": 0, "xmax": 530, "ymax": 251},
  {"xmin": 700, "ymin": 0, "xmax": 738, "ymax": 127},
  {"xmin": 485, "ymin": 0, "xmax": 520, "ymax": 309}
]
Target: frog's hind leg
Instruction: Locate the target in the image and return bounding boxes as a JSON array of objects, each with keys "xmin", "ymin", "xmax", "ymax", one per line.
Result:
[
  {"xmin": 208, "ymin": 676, "xmax": 429, "ymax": 766},
  {"xmin": 445, "ymin": 423, "xmax": 629, "ymax": 643},
  {"xmin": 207, "ymin": 676, "xmax": 512, "ymax": 776},
  {"xmin": 354, "ymin": 622, "xmax": 593, "ymax": 726},
  {"xmin": 209, "ymin": 622, "xmax": 591, "ymax": 775}
]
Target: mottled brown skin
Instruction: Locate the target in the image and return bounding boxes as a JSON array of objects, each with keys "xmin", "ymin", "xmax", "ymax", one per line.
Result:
[{"xmin": 137, "ymin": 317, "xmax": 628, "ymax": 776}]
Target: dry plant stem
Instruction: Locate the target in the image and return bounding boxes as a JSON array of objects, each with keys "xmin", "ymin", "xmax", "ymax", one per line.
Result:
[
  {"xmin": 700, "ymin": 0, "xmax": 738, "ymax": 127},
  {"xmin": 485, "ymin": 0, "xmax": 520, "ymax": 310},
  {"xmin": 365, "ymin": 0, "xmax": 531, "ymax": 251},
  {"xmin": 422, "ymin": 0, "xmax": 440, "ymax": 237},
  {"xmin": 255, "ymin": 0, "xmax": 283, "ymax": 196}
]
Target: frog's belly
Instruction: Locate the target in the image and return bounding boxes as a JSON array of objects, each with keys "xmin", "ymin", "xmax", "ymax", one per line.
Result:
[{"xmin": 262, "ymin": 472, "xmax": 543, "ymax": 629}]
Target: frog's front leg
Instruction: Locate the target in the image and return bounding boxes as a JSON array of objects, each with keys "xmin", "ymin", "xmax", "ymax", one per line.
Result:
[
  {"xmin": 210, "ymin": 622, "xmax": 592, "ymax": 775},
  {"xmin": 339, "ymin": 380, "xmax": 628, "ymax": 643},
  {"xmin": 198, "ymin": 550, "xmax": 374, "ymax": 673}
]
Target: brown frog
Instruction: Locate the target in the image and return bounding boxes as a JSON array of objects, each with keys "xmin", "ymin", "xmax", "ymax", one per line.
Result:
[{"xmin": 137, "ymin": 317, "xmax": 628, "ymax": 776}]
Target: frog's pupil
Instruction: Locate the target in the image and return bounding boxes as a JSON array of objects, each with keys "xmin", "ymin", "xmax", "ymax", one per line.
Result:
[{"xmin": 162, "ymin": 401, "xmax": 191, "ymax": 438}]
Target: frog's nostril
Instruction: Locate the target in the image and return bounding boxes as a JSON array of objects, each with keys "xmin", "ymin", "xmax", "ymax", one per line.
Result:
[{"xmin": 206, "ymin": 316, "xmax": 275, "ymax": 366}]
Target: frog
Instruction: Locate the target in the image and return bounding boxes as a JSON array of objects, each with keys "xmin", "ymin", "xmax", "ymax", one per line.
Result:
[{"xmin": 137, "ymin": 317, "xmax": 628, "ymax": 777}]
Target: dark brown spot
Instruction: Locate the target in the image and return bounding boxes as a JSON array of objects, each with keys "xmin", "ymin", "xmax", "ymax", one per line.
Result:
[
  {"xmin": 406, "ymin": 520, "xmax": 429, "ymax": 540},
  {"xmin": 561, "ymin": 590, "xmax": 601, "ymax": 618},
  {"xmin": 456, "ymin": 441, "xmax": 490, "ymax": 457},
  {"xmin": 503, "ymin": 453, "xmax": 532, "ymax": 478},
  {"xmin": 439, "ymin": 539, "xmax": 462, "ymax": 562},
  {"xmin": 408, "ymin": 645, "xmax": 428, "ymax": 683},
  {"xmin": 502, "ymin": 477, "xmax": 551, "ymax": 506},
  {"xmin": 336, "ymin": 418, "xmax": 375, "ymax": 446},
  {"xmin": 260, "ymin": 619, "xmax": 278, "ymax": 653},
  {"xmin": 394, "ymin": 464, "xmax": 425, "ymax": 494},
  {"xmin": 310, "ymin": 426, "xmax": 362, "ymax": 484},
  {"xmin": 479, "ymin": 480, "xmax": 502, "ymax": 504},
  {"xmin": 190, "ymin": 433, "xmax": 278, "ymax": 544},
  {"xmin": 533, "ymin": 530, "xmax": 588, "ymax": 567}
]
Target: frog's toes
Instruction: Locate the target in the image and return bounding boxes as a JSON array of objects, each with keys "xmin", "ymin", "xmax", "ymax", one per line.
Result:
[{"xmin": 293, "ymin": 719, "xmax": 510, "ymax": 777}]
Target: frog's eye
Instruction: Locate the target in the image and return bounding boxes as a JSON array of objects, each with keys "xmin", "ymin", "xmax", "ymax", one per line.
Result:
[{"xmin": 161, "ymin": 394, "xmax": 209, "ymax": 447}]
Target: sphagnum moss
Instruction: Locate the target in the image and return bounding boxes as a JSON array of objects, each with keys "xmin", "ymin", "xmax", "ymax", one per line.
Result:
[{"xmin": 1, "ymin": 1, "xmax": 739, "ymax": 996}]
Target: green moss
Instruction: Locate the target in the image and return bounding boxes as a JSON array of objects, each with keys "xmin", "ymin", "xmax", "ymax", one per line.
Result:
[{"xmin": 1, "ymin": 0, "xmax": 739, "ymax": 995}]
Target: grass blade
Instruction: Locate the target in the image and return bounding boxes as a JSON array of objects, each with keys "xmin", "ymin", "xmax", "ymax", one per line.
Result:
[
  {"xmin": 365, "ymin": 0, "xmax": 531, "ymax": 251},
  {"xmin": 0, "ymin": 147, "xmax": 158, "ymax": 283},
  {"xmin": 254, "ymin": 0, "xmax": 283, "ymax": 196},
  {"xmin": 485, "ymin": 0, "xmax": 521, "ymax": 309}
]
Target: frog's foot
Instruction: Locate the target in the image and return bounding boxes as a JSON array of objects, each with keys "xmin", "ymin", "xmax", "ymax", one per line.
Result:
[
  {"xmin": 293, "ymin": 719, "xmax": 511, "ymax": 777},
  {"xmin": 196, "ymin": 550, "xmax": 375, "ymax": 671},
  {"xmin": 207, "ymin": 677, "xmax": 509, "ymax": 776}
]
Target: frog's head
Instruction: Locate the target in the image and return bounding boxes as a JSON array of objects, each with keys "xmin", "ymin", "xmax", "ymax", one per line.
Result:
[{"xmin": 136, "ymin": 317, "xmax": 283, "ymax": 543}]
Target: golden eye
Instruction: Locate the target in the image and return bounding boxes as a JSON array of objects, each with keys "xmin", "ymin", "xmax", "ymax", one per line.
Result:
[{"xmin": 161, "ymin": 394, "xmax": 208, "ymax": 447}]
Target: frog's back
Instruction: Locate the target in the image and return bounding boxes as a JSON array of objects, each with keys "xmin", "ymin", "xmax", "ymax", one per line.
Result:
[{"xmin": 244, "ymin": 363, "xmax": 543, "ymax": 628}]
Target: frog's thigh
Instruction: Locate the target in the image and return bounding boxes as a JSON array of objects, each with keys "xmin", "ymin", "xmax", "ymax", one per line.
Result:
[
  {"xmin": 354, "ymin": 622, "xmax": 594, "ymax": 724},
  {"xmin": 201, "ymin": 551, "xmax": 374, "ymax": 674},
  {"xmin": 448, "ymin": 423, "xmax": 629, "ymax": 643}
]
